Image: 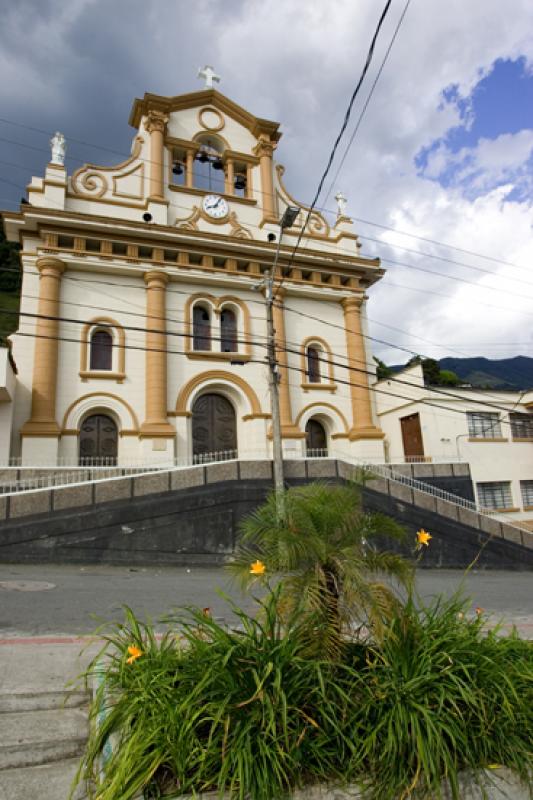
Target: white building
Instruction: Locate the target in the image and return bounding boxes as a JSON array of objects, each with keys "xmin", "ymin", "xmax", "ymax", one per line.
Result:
[
  {"xmin": 1, "ymin": 79, "xmax": 387, "ymax": 468},
  {"xmin": 374, "ymin": 363, "xmax": 533, "ymax": 526}
]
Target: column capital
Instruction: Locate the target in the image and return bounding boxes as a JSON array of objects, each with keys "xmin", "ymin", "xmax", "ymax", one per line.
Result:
[
  {"xmin": 145, "ymin": 109, "xmax": 169, "ymax": 135},
  {"xmin": 341, "ymin": 295, "xmax": 365, "ymax": 311},
  {"xmin": 35, "ymin": 256, "xmax": 66, "ymax": 276},
  {"xmin": 253, "ymin": 136, "xmax": 276, "ymax": 158},
  {"xmin": 144, "ymin": 270, "xmax": 169, "ymax": 288}
]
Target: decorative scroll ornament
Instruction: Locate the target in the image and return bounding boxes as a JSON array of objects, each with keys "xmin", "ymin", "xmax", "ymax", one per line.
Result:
[
  {"xmin": 275, "ymin": 165, "xmax": 330, "ymax": 238},
  {"xmin": 175, "ymin": 206, "xmax": 252, "ymax": 239},
  {"xmin": 70, "ymin": 136, "xmax": 144, "ymax": 200},
  {"xmin": 175, "ymin": 206, "xmax": 201, "ymax": 231},
  {"xmin": 50, "ymin": 132, "xmax": 66, "ymax": 165},
  {"xmin": 228, "ymin": 211, "xmax": 252, "ymax": 239}
]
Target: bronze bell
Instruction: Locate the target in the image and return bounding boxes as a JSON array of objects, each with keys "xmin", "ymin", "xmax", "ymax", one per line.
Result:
[
  {"xmin": 197, "ymin": 151, "xmax": 209, "ymax": 163},
  {"xmin": 172, "ymin": 162, "xmax": 183, "ymax": 175},
  {"xmin": 212, "ymin": 158, "xmax": 224, "ymax": 170},
  {"xmin": 234, "ymin": 175, "xmax": 246, "ymax": 190}
]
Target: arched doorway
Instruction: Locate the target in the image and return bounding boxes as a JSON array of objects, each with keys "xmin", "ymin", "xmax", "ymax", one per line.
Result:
[
  {"xmin": 79, "ymin": 414, "xmax": 118, "ymax": 465},
  {"xmin": 192, "ymin": 393, "xmax": 237, "ymax": 462},
  {"xmin": 305, "ymin": 418, "xmax": 328, "ymax": 457}
]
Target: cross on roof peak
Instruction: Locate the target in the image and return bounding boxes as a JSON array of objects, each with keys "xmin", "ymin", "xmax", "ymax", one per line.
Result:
[{"xmin": 198, "ymin": 65, "xmax": 221, "ymax": 89}]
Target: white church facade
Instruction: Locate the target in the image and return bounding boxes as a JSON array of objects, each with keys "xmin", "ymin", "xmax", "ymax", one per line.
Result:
[{"xmin": 2, "ymin": 77, "xmax": 387, "ymax": 468}]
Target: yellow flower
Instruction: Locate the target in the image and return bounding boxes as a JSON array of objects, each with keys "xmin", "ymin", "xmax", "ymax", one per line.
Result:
[
  {"xmin": 250, "ymin": 560, "xmax": 266, "ymax": 576},
  {"xmin": 416, "ymin": 529, "xmax": 432, "ymax": 547},
  {"xmin": 126, "ymin": 645, "xmax": 143, "ymax": 664}
]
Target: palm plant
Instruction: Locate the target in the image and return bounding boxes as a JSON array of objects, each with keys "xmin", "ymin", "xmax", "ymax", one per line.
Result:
[{"xmin": 228, "ymin": 481, "xmax": 413, "ymax": 658}]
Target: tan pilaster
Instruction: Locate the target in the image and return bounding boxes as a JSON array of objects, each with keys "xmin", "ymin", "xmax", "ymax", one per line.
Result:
[
  {"xmin": 341, "ymin": 296, "xmax": 384, "ymax": 441},
  {"xmin": 225, "ymin": 158, "xmax": 235, "ymax": 195},
  {"xmin": 253, "ymin": 136, "xmax": 277, "ymax": 222},
  {"xmin": 273, "ymin": 288, "xmax": 304, "ymax": 439},
  {"xmin": 21, "ymin": 257, "xmax": 65, "ymax": 436},
  {"xmin": 186, "ymin": 149, "xmax": 194, "ymax": 189},
  {"xmin": 140, "ymin": 270, "xmax": 175, "ymax": 437},
  {"xmin": 145, "ymin": 110, "xmax": 169, "ymax": 201}
]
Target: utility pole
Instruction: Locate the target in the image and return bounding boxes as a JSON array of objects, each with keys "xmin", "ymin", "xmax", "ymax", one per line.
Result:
[{"xmin": 263, "ymin": 206, "xmax": 300, "ymax": 520}]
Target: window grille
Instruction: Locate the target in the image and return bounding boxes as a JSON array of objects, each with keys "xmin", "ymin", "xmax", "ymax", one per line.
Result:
[
  {"xmin": 307, "ymin": 346, "xmax": 321, "ymax": 383},
  {"xmin": 220, "ymin": 308, "xmax": 237, "ymax": 352},
  {"xmin": 520, "ymin": 480, "xmax": 533, "ymax": 507},
  {"xmin": 89, "ymin": 330, "xmax": 112, "ymax": 370},
  {"xmin": 510, "ymin": 412, "xmax": 533, "ymax": 439},
  {"xmin": 193, "ymin": 306, "xmax": 211, "ymax": 351},
  {"xmin": 477, "ymin": 481, "xmax": 513, "ymax": 510},
  {"xmin": 467, "ymin": 412, "xmax": 502, "ymax": 438}
]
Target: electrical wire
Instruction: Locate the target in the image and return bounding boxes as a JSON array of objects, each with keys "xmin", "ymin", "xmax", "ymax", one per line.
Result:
[{"xmin": 273, "ymin": 0, "xmax": 395, "ymax": 299}]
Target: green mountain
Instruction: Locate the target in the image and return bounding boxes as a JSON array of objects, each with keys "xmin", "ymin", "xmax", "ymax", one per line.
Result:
[{"xmin": 438, "ymin": 356, "xmax": 533, "ymax": 390}]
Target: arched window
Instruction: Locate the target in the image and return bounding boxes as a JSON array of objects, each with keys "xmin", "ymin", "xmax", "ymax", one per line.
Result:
[
  {"xmin": 307, "ymin": 345, "xmax": 321, "ymax": 383},
  {"xmin": 193, "ymin": 305, "xmax": 211, "ymax": 351},
  {"xmin": 90, "ymin": 329, "xmax": 113, "ymax": 370},
  {"xmin": 220, "ymin": 308, "xmax": 237, "ymax": 352},
  {"xmin": 194, "ymin": 135, "xmax": 224, "ymax": 192}
]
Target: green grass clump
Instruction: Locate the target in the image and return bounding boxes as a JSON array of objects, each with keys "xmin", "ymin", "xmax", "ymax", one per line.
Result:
[
  {"xmin": 77, "ymin": 593, "xmax": 362, "ymax": 800},
  {"xmin": 351, "ymin": 594, "xmax": 533, "ymax": 799},
  {"xmin": 74, "ymin": 592, "xmax": 532, "ymax": 800}
]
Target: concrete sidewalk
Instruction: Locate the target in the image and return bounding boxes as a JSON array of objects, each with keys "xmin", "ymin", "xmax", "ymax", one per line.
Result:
[{"xmin": 0, "ymin": 637, "xmax": 101, "ymax": 800}]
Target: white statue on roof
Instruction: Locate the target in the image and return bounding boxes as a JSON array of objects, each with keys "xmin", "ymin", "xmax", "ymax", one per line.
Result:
[{"xmin": 50, "ymin": 132, "xmax": 66, "ymax": 166}]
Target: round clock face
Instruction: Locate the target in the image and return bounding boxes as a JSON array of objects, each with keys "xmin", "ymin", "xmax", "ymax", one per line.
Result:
[{"xmin": 202, "ymin": 194, "xmax": 228, "ymax": 219}]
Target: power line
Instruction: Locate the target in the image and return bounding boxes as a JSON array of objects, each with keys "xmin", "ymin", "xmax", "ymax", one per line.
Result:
[
  {"xmin": 1, "ymin": 112, "xmax": 533, "ymax": 279},
  {"xmin": 4, "ymin": 164, "xmax": 533, "ymax": 313},
  {"xmin": 273, "ymin": 0, "xmax": 395, "ymax": 299},
  {"xmin": 322, "ymin": 0, "xmax": 411, "ymax": 209},
  {"xmin": 4, "ymin": 260, "xmax": 531, "ymax": 394},
  {"xmin": 8, "ymin": 325, "xmax": 525, "ymax": 433},
  {"xmin": 4, "ymin": 305, "xmax": 529, "ymax": 417}
]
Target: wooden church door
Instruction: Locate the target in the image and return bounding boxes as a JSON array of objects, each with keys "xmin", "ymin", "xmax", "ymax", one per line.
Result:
[
  {"xmin": 192, "ymin": 394, "xmax": 237, "ymax": 461},
  {"xmin": 79, "ymin": 414, "xmax": 118, "ymax": 465},
  {"xmin": 305, "ymin": 418, "xmax": 327, "ymax": 456},
  {"xmin": 400, "ymin": 413, "xmax": 425, "ymax": 461}
]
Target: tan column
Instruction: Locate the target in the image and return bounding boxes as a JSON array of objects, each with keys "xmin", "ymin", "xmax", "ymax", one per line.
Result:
[
  {"xmin": 186, "ymin": 149, "xmax": 194, "ymax": 189},
  {"xmin": 145, "ymin": 110, "xmax": 169, "ymax": 201},
  {"xmin": 253, "ymin": 136, "xmax": 276, "ymax": 221},
  {"xmin": 341, "ymin": 296, "xmax": 384, "ymax": 441},
  {"xmin": 273, "ymin": 289, "xmax": 303, "ymax": 438},
  {"xmin": 140, "ymin": 271, "xmax": 174, "ymax": 437},
  {"xmin": 224, "ymin": 158, "xmax": 234, "ymax": 195},
  {"xmin": 21, "ymin": 257, "xmax": 65, "ymax": 436}
]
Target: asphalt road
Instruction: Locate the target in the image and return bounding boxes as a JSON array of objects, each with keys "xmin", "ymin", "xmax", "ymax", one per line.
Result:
[{"xmin": 0, "ymin": 564, "xmax": 532, "ymax": 638}]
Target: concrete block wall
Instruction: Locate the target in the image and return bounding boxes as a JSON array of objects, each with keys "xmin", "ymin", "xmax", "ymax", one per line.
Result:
[{"xmin": 0, "ymin": 459, "xmax": 531, "ymax": 567}]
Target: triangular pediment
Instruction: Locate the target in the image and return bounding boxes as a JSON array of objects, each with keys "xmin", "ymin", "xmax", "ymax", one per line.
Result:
[{"xmin": 129, "ymin": 89, "xmax": 281, "ymax": 143}]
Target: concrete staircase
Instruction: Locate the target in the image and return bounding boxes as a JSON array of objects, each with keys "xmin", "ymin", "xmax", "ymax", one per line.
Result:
[{"xmin": 0, "ymin": 659, "xmax": 90, "ymax": 799}]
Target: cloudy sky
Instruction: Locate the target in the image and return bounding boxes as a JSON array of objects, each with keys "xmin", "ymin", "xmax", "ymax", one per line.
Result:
[{"xmin": 1, "ymin": 0, "xmax": 532, "ymax": 366}]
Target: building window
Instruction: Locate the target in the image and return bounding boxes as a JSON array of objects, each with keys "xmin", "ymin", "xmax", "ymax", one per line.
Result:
[
  {"xmin": 89, "ymin": 329, "xmax": 113, "ymax": 370},
  {"xmin": 477, "ymin": 481, "xmax": 513, "ymax": 510},
  {"xmin": 193, "ymin": 306, "xmax": 211, "ymax": 351},
  {"xmin": 307, "ymin": 346, "xmax": 321, "ymax": 383},
  {"xmin": 520, "ymin": 480, "xmax": 533, "ymax": 507},
  {"xmin": 220, "ymin": 308, "xmax": 237, "ymax": 352},
  {"xmin": 510, "ymin": 412, "xmax": 533, "ymax": 439},
  {"xmin": 467, "ymin": 412, "xmax": 502, "ymax": 439}
]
